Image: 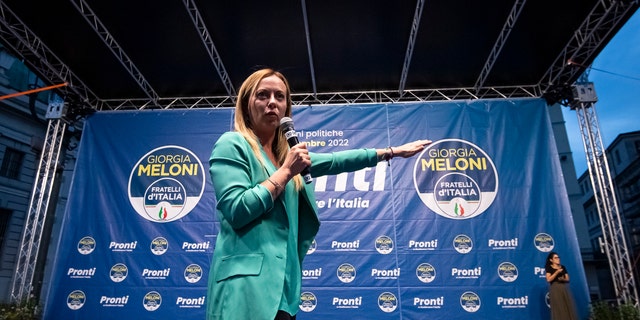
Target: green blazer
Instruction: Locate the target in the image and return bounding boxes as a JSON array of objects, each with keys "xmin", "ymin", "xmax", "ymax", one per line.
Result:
[{"xmin": 206, "ymin": 132, "xmax": 378, "ymax": 320}]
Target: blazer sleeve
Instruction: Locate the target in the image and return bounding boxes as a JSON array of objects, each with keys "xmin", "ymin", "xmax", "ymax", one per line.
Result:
[
  {"xmin": 209, "ymin": 132, "xmax": 274, "ymax": 229},
  {"xmin": 310, "ymin": 148, "xmax": 379, "ymax": 177}
]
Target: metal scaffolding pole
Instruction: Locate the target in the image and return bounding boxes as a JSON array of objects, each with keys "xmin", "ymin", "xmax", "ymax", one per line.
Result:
[
  {"xmin": 10, "ymin": 117, "xmax": 67, "ymax": 302},
  {"xmin": 571, "ymin": 83, "xmax": 639, "ymax": 308}
]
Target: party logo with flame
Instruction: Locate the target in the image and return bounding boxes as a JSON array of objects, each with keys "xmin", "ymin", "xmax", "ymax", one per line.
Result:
[
  {"xmin": 413, "ymin": 139, "xmax": 498, "ymax": 219},
  {"xmin": 128, "ymin": 145, "xmax": 205, "ymax": 223}
]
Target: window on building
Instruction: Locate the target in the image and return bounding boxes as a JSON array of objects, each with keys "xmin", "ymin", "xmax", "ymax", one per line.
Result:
[
  {"xmin": 614, "ymin": 149, "xmax": 621, "ymax": 165},
  {"xmin": 632, "ymin": 231, "xmax": 640, "ymax": 247},
  {"xmin": 0, "ymin": 208, "xmax": 12, "ymax": 256},
  {"xmin": 632, "ymin": 180, "xmax": 639, "ymax": 197},
  {"xmin": 591, "ymin": 239, "xmax": 599, "ymax": 253},
  {"xmin": 0, "ymin": 147, "xmax": 25, "ymax": 179},
  {"xmin": 582, "ymin": 182, "xmax": 590, "ymax": 195},
  {"xmin": 591, "ymin": 210, "xmax": 599, "ymax": 225}
]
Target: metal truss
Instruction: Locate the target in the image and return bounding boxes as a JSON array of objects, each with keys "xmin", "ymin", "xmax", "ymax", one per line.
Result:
[
  {"xmin": 292, "ymin": 85, "xmax": 542, "ymax": 105},
  {"xmin": 10, "ymin": 119, "xmax": 67, "ymax": 302},
  {"xmin": 183, "ymin": 0, "xmax": 236, "ymax": 99},
  {"xmin": 69, "ymin": 0, "xmax": 161, "ymax": 109},
  {"xmin": 99, "ymin": 95, "xmax": 236, "ymax": 110},
  {"xmin": 474, "ymin": 0, "xmax": 527, "ymax": 90},
  {"xmin": 1, "ymin": 0, "xmax": 634, "ymax": 112},
  {"xmin": 571, "ymin": 90, "xmax": 639, "ymax": 308},
  {"xmin": 300, "ymin": 0, "xmax": 318, "ymax": 96},
  {"xmin": 398, "ymin": 0, "xmax": 425, "ymax": 95},
  {"xmin": 539, "ymin": 0, "xmax": 636, "ymax": 95},
  {"xmin": 96, "ymin": 84, "xmax": 542, "ymax": 110},
  {"xmin": 0, "ymin": 0, "xmax": 636, "ymax": 305},
  {"xmin": 0, "ymin": 1, "xmax": 100, "ymax": 108}
]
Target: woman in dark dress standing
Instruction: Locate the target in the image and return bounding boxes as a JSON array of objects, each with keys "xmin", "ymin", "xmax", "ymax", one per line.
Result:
[{"xmin": 545, "ymin": 251, "xmax": 579, "ymax": 320}]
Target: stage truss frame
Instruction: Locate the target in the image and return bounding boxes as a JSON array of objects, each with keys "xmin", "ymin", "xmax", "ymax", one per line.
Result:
[{"xmin": 1, "ymin": 0, "xmax": 638, "ymax": 309}]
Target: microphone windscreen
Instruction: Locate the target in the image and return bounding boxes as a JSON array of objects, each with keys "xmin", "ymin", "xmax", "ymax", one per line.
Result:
[{"xmin": 279, "ymin": 117, "xmax": 294, "ymax": 131}]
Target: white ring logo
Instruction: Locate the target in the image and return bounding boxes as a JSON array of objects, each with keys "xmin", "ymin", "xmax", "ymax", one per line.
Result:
[
  {"xmin": 460, "ymin": 291, "xmax": 481, "ymax": 313},
  {"xmin": 299, "ymin": 292, "xmax": 317, "ymax": 312},
  {"xmin": 375, "ymin": 235, "xmax": 393, "ymax": 254},
  {"xmin": 416, "ymin": 263, "xmax": 436, "ymax": 283},
  {"xmin": 534, "ymin": 233, "xmax": 555, "ymax": 252},
  {"xmin": 497, "ymin": 262, "xmax": 518, "ymax": 282},
  {"xmin": 128, "ymin": 145, "xmax": 205, "ymax": 223},
  {"xmin": 378, "ymin": 292, "xmax": 398, "ymax": 313},
  {"xmin": 414, "ymin": 139, "xmax": 498, "ymax": 219}
]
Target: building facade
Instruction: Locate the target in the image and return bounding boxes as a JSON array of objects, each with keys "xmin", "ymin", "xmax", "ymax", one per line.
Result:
[
  {"xmin": 0, "ymin": 46, "xmax": 75, "ymax": 303},
  {"xmin": 0, "ymin": 46, "xmax": 47, "ymax": 302}
]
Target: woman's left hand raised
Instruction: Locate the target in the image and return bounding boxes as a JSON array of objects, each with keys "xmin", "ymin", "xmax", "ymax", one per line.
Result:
[{"xmin": 393, "ymin": 139, "xmax": 432, "ymax": 158}]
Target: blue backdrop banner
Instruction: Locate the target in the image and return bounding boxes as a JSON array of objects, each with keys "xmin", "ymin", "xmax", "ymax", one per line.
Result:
[{"xmin": 43, "ymin": 98, "xmax": 589, "ymax": 319}]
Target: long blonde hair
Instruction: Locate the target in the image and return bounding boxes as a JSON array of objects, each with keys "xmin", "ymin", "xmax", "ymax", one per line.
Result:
[{"xmin": 234, "ymin": 68, "xmax": 303, "ymax": 190}]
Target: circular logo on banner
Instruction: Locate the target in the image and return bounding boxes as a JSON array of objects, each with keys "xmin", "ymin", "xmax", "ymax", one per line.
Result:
[
  {"xmin": 150, "ymin": 237, "xmax": 169, "ymax": 255},
  {"xmin": 128, "ymin": 146, "xmax": 205, "ymax": 223},
  {"xmin": 184, "ymin": 264, "xmax": 203, "ymax": 283},
  {"xmin": 545, "ymin": 292, "xmax": 551, "ymax": 308},
  {"xmin": 413, "ymin": 139, "xmax": 498, "ymax": 219},
  {"xmin": 307, "ymin": 239, "xmax": 317, "ymax": 255},
  {"xmin": 375, "ymin": 235, "xmax": 393, "ymax": 254},
  {"xmin": 67, "ymin": 290, "xmax": 86, "ymax": 310},
  {"xmin": 110, "ymin": 263, "xmax": 128, "ymax": 282},
  {"xmin": 453, "ymin": 234, "xmax": 473, "ymax": 254},
  {"xmin": 460, "ymin": 291, "xmax": 481, "ymax": 313},
  {"xmin": 299, "ymin": 292, "xmax": 318, "ymax": 312},
  {"xmin": 534, "ymin": 233, "xmax": 555, "ymax": 252},
  {"xmin": 337, "ymin": 263, "xmax": 356, "ymax": 283},
  {"xmin": 497, "ymin": 262, "xmax": 518, "ymax": 282},
  {"xmin": 143, "ymin": 291, "xmax": 162, "ymax": 311},
  {"xmin": 77, "ymin": 236, "xmax": 96, "ymax": 255},
  {"xmin": 416, "ymin": 263, "xmax": 436, "ymax": 283},
  {"xmin": 378, "ymin": 292, "xmax": 398, "ymax": 313}
]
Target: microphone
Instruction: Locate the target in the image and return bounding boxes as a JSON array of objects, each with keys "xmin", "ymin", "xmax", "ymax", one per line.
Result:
[{"xmin": 279, "ymin": 117, "xmax": 313, "ymax": 184}]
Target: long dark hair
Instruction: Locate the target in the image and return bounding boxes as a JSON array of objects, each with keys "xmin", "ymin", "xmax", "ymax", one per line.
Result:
[{"xmin": 545, "ymin": 251, "xmax": 557, "ymax": 269}]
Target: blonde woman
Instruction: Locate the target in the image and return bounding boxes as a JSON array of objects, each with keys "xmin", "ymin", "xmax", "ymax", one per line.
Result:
[{"xmin": 206, "ymin": 68, "xmax": 430, "ymax": 320}]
